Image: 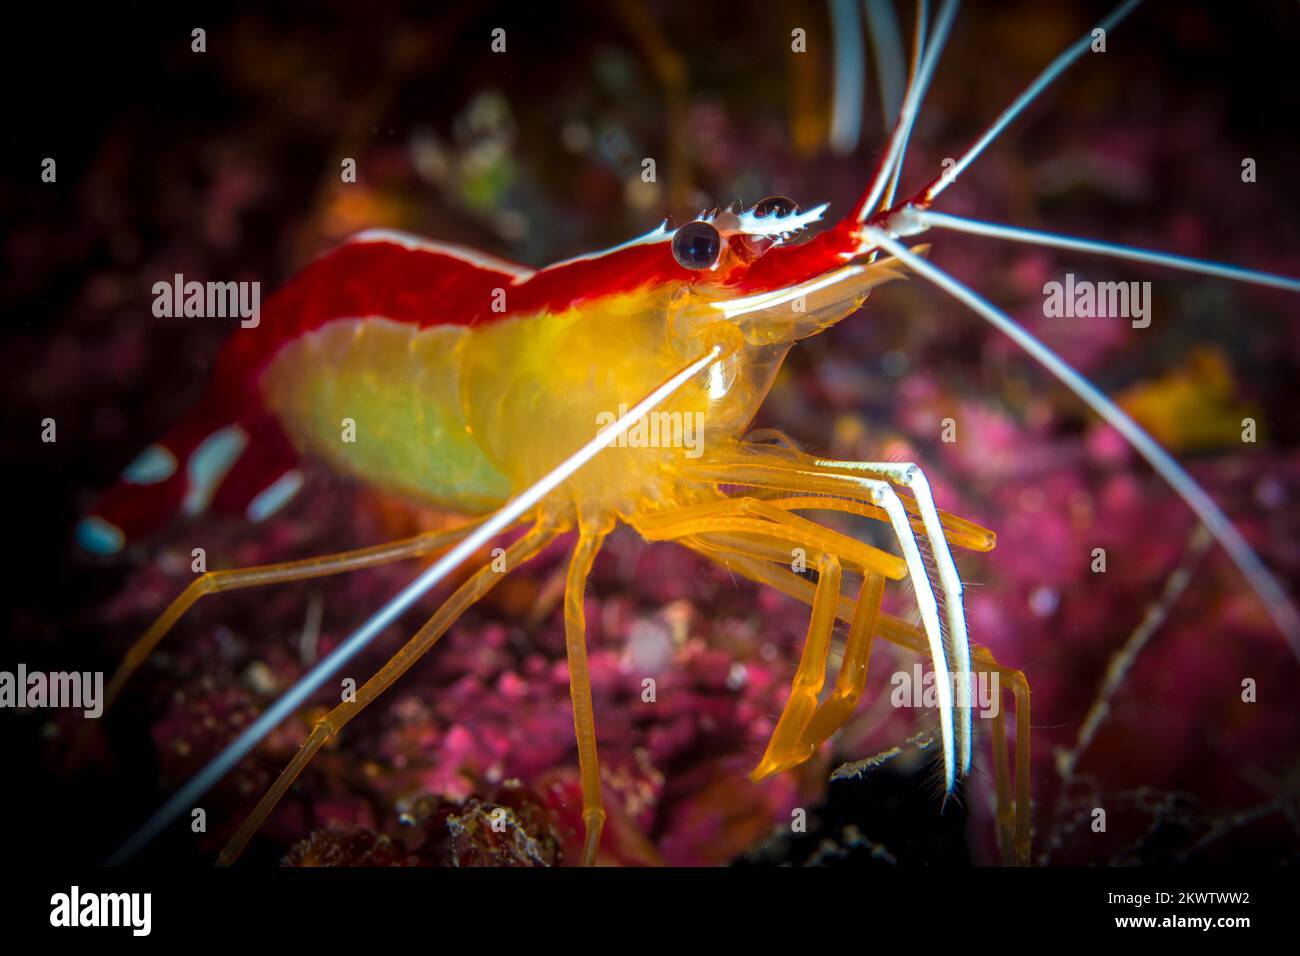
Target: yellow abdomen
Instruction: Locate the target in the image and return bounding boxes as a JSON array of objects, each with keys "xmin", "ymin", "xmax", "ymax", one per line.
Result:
[
  {"xmin": 260, "ymin": 318, "xmax": 513, "ymax": 514},
  {"xmin": 261, "ymin": 287, "xmax": 774, "ymax": 522}
]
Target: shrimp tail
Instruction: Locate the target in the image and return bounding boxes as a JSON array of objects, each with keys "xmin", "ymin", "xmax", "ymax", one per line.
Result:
[{"xmin": 76, "ymin": 399, "xmax": 301, "ymax": 555}]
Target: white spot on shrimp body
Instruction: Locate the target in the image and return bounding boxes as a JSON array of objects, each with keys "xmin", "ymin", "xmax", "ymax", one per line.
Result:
[
  {"xmin": 121, "ymin": 444, "xmax": 177, "ymax": 484},
  {"xmin": 182, "ymin": 425, "xmax": 248, "ymax": 516},
  {"xmin": 246, "ymin": 469, "xmax": 305, "ymax": 523},
  {"xmin": 76, "ymin": 516, "xmax": 125, "ymax": 555}
]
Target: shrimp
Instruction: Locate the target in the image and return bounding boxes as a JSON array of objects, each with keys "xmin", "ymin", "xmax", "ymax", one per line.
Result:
[{"xmin": 84, "ymin": 0, "xmax": 1299, "ymax": 868}]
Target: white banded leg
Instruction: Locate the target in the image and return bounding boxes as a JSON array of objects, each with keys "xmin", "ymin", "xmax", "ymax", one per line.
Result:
[
  {"xmin": 811, "ymin": 460, "xmax": 973, "ymax": 775},
  {"xmin": 845, "ymin": 475, "xmax": 958, "ymax": 791}
]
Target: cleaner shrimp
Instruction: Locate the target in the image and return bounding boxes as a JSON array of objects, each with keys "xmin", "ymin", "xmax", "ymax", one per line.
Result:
[{"xmin": 55, "ymin": 1, "xmax": 1299, "ymax": 867}]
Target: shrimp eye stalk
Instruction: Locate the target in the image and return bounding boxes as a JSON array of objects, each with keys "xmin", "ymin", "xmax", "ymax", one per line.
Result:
[
  {"xmin": 672, "ymin": 220, "xmax": 723, "ymax": 270},
  {"xmin": 748, "ymin": 195, "xmax": 815, "ymax": 245},
  {"xmin": 752, "ymin": 195, "xmax": 799, "ymax": 219}
]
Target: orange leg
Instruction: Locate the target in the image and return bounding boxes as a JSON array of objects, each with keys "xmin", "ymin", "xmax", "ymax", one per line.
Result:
[
  {"xmin": 633, "ymin": 496, "xmax": 907, "ymax": 581},
  {"xmin": 680, "ymin": 535, "xmax": 1032, "ymax": 865},
  {"xmin": 796, "ymin": 571, "xmax": 885, "ymax": 753},
  {"xmin": 71, "ymin": 521, "xmax": 484, "ymax": 769},
  {"xmin": 216, "ymin": 520, "xmax": 558, "ymax": 866},
  {"xmin": 683, "ymin": 450, "xmax": 989, "ymax": 785},
  {"xmin": 985, "ymin": 653, "xmax": 1032, "ymax": 865},
  {"xmin": 750, "ymin": 552, "xmax": 842, "ymax": 780},
  {"xmin": 634, "ymin": 486, "xmax": 972, "ymax": 785},
  {"xmin": 990, "ymin": 684, "xmax": 1015, "ymax": 864},
  {"xmin": 634, "ymin": 497, "xmax": 904, "ymax": 769},
  {"xmin": 750, "ymin": 555, "xmax": 887, "ymax": 781},
  {"xmin": 102, "ymin": 521, "xmax": 482, "ymax": 717},
  {"xmin": 563, "ymin": 524, "xmax": 612, "ymax": 866},
  {"xmin": 684, "ymin": 445, "xmax": 996, "ymax": 553}
]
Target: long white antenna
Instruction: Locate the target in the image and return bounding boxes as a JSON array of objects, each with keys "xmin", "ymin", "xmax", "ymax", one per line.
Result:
[
  {"xmin": 855, "ymin": 0, "xmax": 958, "ymax": 221},
  {"xmin": 866, "ymin": 227, "xmax": 1300, "ymax": 662},
  {"xmin": 915, "ymin": 210, "xmax": 1300, "ymax": 292},
  {"xmin": 924, "ymin": 0, "xmax": 1143, "ymax": 202}
]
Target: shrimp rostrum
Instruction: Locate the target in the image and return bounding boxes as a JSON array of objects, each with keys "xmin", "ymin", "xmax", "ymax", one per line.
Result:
[{"xmin": 88, "ymin": 0, "xmax": 1300, "ymax": 867}]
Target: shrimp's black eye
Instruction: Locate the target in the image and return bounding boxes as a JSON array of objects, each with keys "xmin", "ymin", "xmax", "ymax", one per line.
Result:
[
  {"xmin": 672, "ymin": 220, "xmax": 722, "ymax": 270},
  {"xmin": 753, "ymin": 195, "xmax": 800, "ymax": 219}
]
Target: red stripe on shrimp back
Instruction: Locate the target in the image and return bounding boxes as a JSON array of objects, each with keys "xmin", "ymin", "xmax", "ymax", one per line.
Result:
[
  {"xmin": 78, "ymin": 227, "xmax": 688, "ymax": 553},
  {"xmin": 210, "ymin": 229, "xmax": 688, "ymax": 385}
]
